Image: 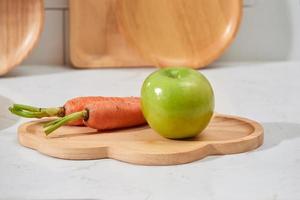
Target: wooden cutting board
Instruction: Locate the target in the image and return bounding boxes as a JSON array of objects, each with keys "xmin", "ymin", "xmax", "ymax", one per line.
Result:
[
  {"xmin": 116, "ymin": 0, "xmax": 242, "ymax": 68},
  {"xmin": 0, "ymin": 0, "xmax": 44, "ymax": 76},
  {"xmin": 18, "ymin": 114, "xmax": 263, "ymax": 165},
  {"xmin": 69, "ymin": 0, "xmax": 150, "ymax": 68}
]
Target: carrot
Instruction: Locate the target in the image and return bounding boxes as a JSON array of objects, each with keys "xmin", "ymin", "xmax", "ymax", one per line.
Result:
[
  {"xmin": 63, "ymin": 96, "xmax": 107, "ymax": 125},
  {"xmin": 43, "ymin": 100, "xmax": 146, "ymax": 135},
  {"xmin": 9, "ymin": 96, "xmax": 141, "ymax": 126},
  {"xmin": 63, "ymin": 97, "xmax": 140, "ymax": 125}
]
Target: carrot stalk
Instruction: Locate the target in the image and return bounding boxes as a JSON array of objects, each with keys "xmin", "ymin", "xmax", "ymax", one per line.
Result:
[
  {"xmin": 9, "ymin": 104, "xmax": 64, "ymax": 118},
  {"xmin": 43, "ymin": 117, "xmax": 63, "ymax": 128},
  {"xmin": 9, "ymin": 107, "xmax": 47, "ymax": 118},
  {"xmin": 44, "ymin": 111, "xmax": 87, "ymax": 135},
  {"xmin": 13, "ymin": 104, "xmax": 41, "ymax": 112}
]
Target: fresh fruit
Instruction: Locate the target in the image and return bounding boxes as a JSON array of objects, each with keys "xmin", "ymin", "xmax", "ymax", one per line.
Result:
[{"xmin": 141, "ymin": 67, "xmax": 214, "ymax": 139}]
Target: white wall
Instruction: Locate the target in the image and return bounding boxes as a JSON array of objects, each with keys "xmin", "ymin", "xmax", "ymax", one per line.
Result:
[
  {"xmin": 219, "ymin": 0, "xmax": 300, "ymax": 62},
  {"xmin": 23, "ymin": 0, "xmax": 300, "ymax": 66}
]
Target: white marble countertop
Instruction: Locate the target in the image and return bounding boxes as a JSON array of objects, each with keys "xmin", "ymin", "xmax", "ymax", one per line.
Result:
[{"xmin": 0, "ymin": 62, "xmax": 299, "ymax": 200}]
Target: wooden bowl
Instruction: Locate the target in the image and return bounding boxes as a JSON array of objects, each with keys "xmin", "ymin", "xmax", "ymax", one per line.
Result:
[{"xmin": 0, "ymin": 0, "xmax": 44, "ymax": 76}]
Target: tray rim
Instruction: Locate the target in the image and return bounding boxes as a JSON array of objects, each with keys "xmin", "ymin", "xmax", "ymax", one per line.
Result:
[{"xmin": 18, "ymin": 113, "xmax": 264, "ymax": 165}]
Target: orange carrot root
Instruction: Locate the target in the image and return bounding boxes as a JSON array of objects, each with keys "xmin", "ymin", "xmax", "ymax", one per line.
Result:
[
  {"xmin": 84, "ymin": 100, "xmax": 146, "ymax": 130},
  {"xmin": 64, "ymin": 96, "xmax": 140, "ymax": 126},
  {"xmin": 42, "ymin": 97, "xmax": 146, "ymax": 135}
]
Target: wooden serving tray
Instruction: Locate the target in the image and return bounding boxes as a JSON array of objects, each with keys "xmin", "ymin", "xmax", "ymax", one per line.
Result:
[
  {"xmin": 18, "ymin": 114, "xmax": 263, "ymax": 165},
  {"xmin": 116, "ymin": 0, "xmax": 242, "ymax": 68}
]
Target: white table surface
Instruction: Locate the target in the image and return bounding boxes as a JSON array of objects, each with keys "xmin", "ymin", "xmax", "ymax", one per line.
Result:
[{"xmin": 0, "ymin": 62, "xmax": 299, "ymax": 200}]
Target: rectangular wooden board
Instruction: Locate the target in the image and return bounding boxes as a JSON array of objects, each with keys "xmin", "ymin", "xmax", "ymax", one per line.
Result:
[{"xmin": 69, "ymin": 0, "xmax": 151, "ymax": 68}]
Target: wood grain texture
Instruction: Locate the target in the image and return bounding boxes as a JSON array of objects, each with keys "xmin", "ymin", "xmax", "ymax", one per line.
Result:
[
  {"xmin": 18, "ymin": 114, "xmax": 263, "ymax": 165},
  {"xmin": 116, "ymin": 0, "xmax": 242, "ymax": 68},
  {"xmin": 0, "ymin": 0, "xmax": 44, "ymax": 75},
  {"xmin": 69, "ymin": 0, "xmax": 150, "ymax": 68}
]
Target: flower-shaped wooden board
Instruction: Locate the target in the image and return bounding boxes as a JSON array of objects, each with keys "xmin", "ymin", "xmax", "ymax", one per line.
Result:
[{"xmin": 18, "ymin": 114, "xmax": 263, "ymax": 165}]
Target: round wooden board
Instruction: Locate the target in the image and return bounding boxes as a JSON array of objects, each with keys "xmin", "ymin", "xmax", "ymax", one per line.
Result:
[
  {"xmin": 18, "ymin": 114, "xmax": 263, "ymax": 165},
  {"xmin": 116, "ymin": 0, "xmax": 242, "ymax": 68},
  {"xmin": 0, "ymin": 0, "xmax": 44, "ymax": 76}
]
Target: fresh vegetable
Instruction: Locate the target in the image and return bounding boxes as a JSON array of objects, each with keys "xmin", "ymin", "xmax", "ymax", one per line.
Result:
[
  {"xmin": 141, "ymin": 67, "xmax": 214, "ymax": 139},
  {"xmin": 9, "ymin": 96, "xmax": 146, "ymax": 135},
  {"xmin": 9, "ymin": 96, "xmax": 140, "ymax": 125},
  {"xmin": 43, "ymin": 100, "xmax": 146, "ymax": 135}
]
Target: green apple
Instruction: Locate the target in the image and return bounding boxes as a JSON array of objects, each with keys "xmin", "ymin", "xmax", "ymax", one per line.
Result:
[{"xmin": 141, "ymin": 67, "xmax": 214, "ymax": 139}]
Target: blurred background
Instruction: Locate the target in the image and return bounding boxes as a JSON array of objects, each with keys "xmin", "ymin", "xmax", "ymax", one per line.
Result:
[{"xmin": 24, "ymin": 0, "xmax": 300, "ymax": 66}]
